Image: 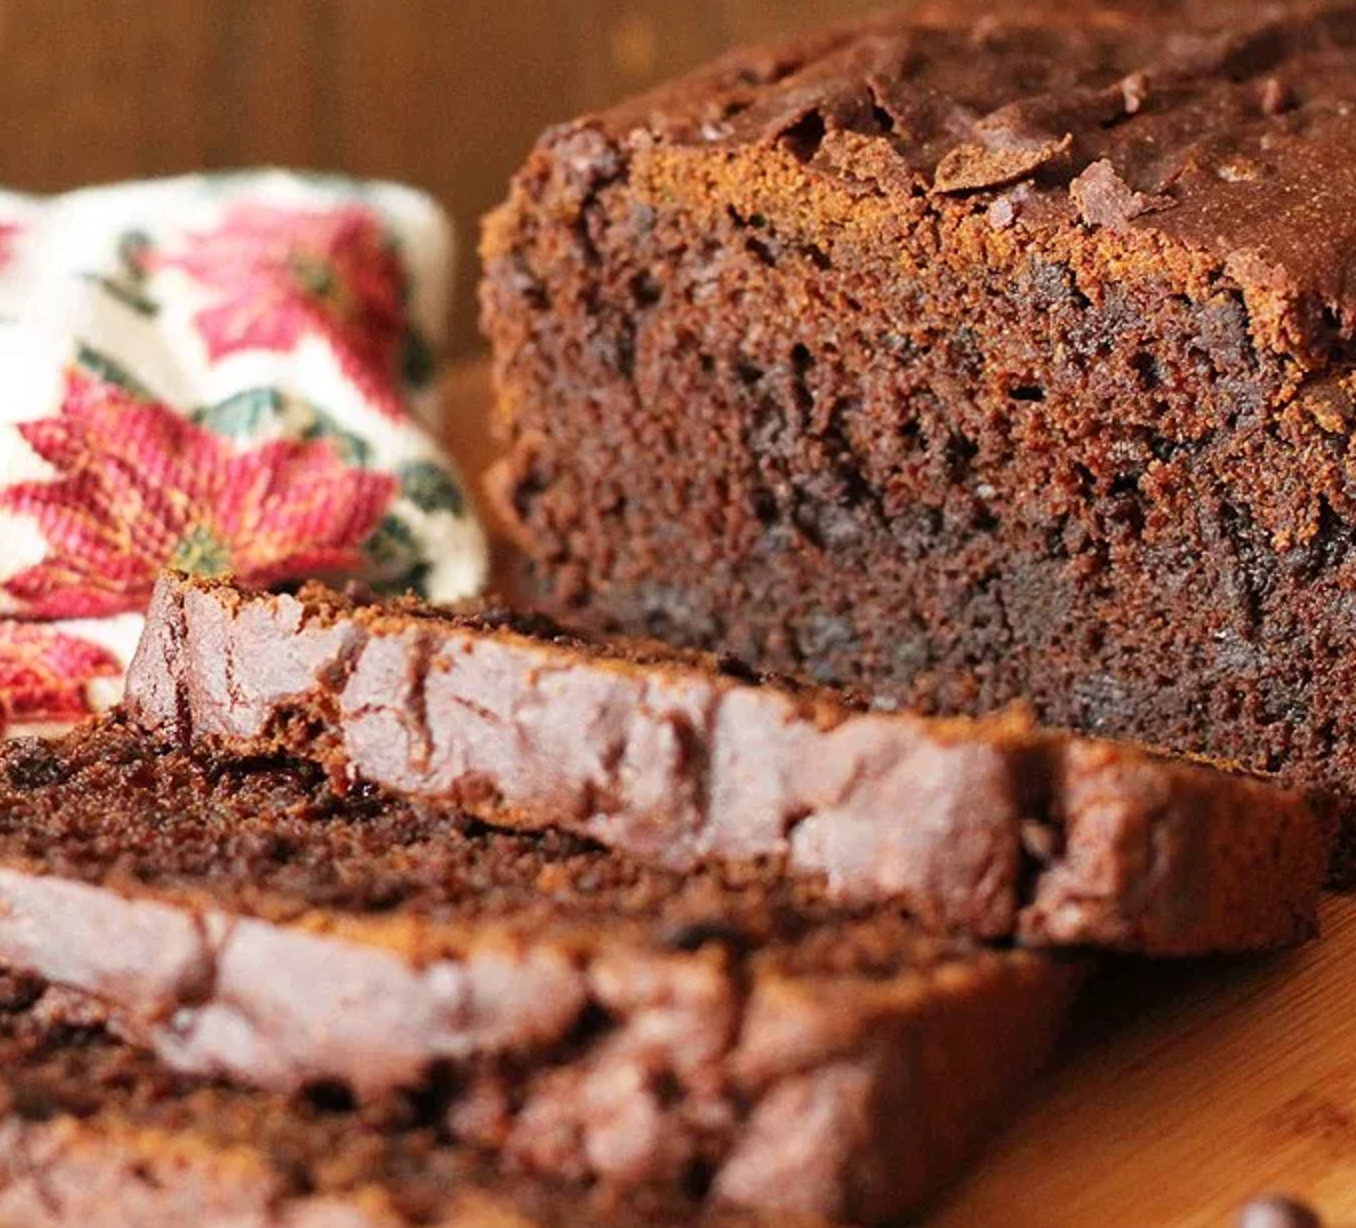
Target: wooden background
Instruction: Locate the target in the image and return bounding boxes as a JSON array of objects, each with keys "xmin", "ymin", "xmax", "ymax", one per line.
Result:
[{"xmin": 0, "ymin": 0, "xmax": 885, "ymax": 357}]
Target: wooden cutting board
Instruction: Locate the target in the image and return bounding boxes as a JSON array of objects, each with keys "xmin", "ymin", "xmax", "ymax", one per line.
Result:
[{"xmin": 445, "ymin": 359, "xmax": 1356, "ymax": 1228}]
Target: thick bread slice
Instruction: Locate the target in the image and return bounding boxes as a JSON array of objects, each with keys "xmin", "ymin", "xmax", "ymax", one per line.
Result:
[
  {"xmin": 0, "ymin": 976, "xmax": 824, "ymax": 1228},
  {"xmin": 124, "ymin": 572, "xmax": 1333, "ymax": 954}
]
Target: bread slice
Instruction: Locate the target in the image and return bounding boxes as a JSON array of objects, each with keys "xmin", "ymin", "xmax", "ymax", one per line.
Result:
[
  {"xmin": 123, "ymin": 572, "xmax": 1332, "ymax": 954},
  {"xmin": 0, "ymin": 974, "xmax": 822, "ymax": 1228},
  {"xmin": 0, "ymin": 718, "xmax": 1083, "ymax": 1225}
]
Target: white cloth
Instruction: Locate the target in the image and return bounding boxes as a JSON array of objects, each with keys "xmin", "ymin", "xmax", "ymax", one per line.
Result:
[{"xmin": 0, "ymin": 170, "xmax": 487, "ymax": 733}]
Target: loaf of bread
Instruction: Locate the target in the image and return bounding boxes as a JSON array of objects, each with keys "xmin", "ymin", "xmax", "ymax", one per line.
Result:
[{"xmin": 481, "ymin": 0, "xmax": 1356, "ymax": 809}]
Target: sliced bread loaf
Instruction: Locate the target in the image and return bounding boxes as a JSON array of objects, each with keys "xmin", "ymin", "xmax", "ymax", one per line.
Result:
[{"xmin": 0, "ymin": 718, "xmax": 1083, "ymax": 1225}]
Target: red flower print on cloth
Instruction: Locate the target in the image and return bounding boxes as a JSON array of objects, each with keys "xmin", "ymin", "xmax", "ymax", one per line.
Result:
[
  {"xmin": 160, "ymin": 203, "xmax": 407, "ymax": 412},
  {"xmin": 0, "ymin": 368, "xmax": 398, "ymax": 619},
  {"xmin": 0, "ymin": 622, "xmax": 121, "ymax": 732},
  {"xmin": 0, "ymin": 222, "xmax": 21, "ymax": 272}
]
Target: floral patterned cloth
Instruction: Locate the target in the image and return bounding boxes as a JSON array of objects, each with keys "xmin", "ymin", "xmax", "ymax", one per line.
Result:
[{"xmin": 0, "ymin": 171, "xmax": 487, "ymax": 734}]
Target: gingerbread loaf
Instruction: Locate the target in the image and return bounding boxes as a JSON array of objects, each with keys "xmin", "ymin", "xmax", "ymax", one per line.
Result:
[
  {"xmin": 0, "ymin": 717, "xmax": 1085, "ymax": 1225},
  {"xmin": 481, "ymin": 0, "xmax": 1356, "ymax": 806},
  {"xmin": 122, "ymin": 572, "xmax": 1331, "ymax": 955}
]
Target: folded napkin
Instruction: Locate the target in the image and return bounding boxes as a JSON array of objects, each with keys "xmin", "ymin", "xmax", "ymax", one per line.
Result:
[{"xmin": 0, "ymin": 170, "xmax": 487, "ymax": 734}]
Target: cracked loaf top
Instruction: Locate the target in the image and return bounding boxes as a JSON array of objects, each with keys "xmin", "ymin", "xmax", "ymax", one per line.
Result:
[
  {"xmin": 122, "ymin": 572, "xmax": 1332, "ymax": 955},
  {"xmin": 496, "ymin": 0, "xmax": 1356, "ymax": 370}
]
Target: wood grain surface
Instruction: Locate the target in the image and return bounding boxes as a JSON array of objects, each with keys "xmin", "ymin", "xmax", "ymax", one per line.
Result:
[
  {"xmin": 445, "ymin": 357, "xmax": 1356, "ymax": 1228},
  {"xmin": 0, "ymin": 0, "xmax": 884, "ymax": 357},
  {"xmin": 940, "ymin": 896, "xmax": 1356, "ymax": 1227}
]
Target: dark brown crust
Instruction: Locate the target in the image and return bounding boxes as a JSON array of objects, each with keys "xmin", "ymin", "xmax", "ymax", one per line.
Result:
[
  {"xmin": 478, "ymin": 0, "xmax": 1356, "ymax": 830},
  {"xmin": 0, "ymin": 718, "xmax": 1083, "ymax": 1225},
  {"xmin": 124, "ymin": 573, "xmax": 1331, "ymax": 955}
]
